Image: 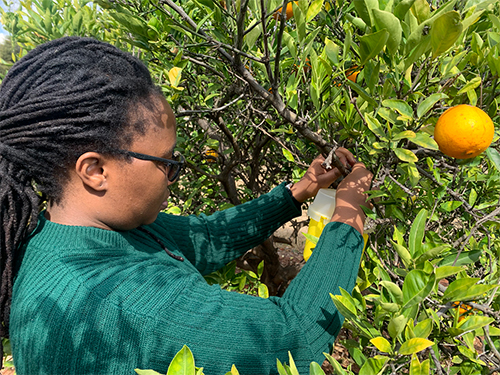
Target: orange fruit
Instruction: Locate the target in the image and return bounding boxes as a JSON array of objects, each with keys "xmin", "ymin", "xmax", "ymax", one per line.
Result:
[
  {"xmin": 433, "ymin": 104, "xmax": 494, "ymax": 159},
  {"xmin": 452, "ymin": 301, "xmax": 474, "ymax": 322},
  {"xmin": 273, "ymin": 1, "xmax": 296, "ymax": 20},
  {"xmin": 334, "ymin": 65, "xmax": 361, "ymax": 87},
  {"xmin": 204, "ymin": 149, "xmax": 218, "ymax": 163},
  {"xmin": 346, "ymin": 65, "xmax": 360, "ymax": 83}
]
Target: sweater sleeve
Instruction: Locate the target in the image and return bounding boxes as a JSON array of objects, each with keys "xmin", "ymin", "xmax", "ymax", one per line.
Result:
[
  {"xmin": 151, "ymin": 183, "xmax": 302, "ymax": 274},
  {"xmin": 148, "ymin": 222, "xmax": 363, "ymax": 373}
]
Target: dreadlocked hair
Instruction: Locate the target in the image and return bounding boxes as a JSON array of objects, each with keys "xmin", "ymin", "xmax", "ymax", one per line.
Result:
[{"xmin": 0, "ymin": 36, "xmax": 161, "ymax": 343}]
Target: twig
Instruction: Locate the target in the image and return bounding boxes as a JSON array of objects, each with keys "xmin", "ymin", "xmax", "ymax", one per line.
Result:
[
  {"xmin": 415, "ymin": 164, "xmax": 476, "ymax": 214},
  {"xmin": 321, "ymin": 146, "xmax": 349, "ymax": 176},
  {"xmin": 386, "ymin": 172, "xmax": 415, "ymax": 196},
  {"xmin": 177, "ymin": 93, "xmax": 245, "ymax": 116},
  {"xmin": 259, "ymin": 0, "xmax": 274, "ymax": 84},
  {"xmin": 484, "ymin": 325, "xmax": 500, "ymax": 365},
  {"xmin": 429, "ymin": 346, "xmax": 444, "ymax": 375},
  {"xmin": 452, "ymin": 206, "xmax": 500, "ymax": 264},
  {"xmin": 272, "ymin": 0, "xmax": 289, "ymax": 94}
]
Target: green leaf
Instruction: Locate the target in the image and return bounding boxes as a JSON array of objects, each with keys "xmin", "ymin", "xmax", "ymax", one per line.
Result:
[
  {"xmin": 402, "ymin": 269, "xmax": 435, "ymax": 308},
  {"xmin": 372, "ymin": 9, "xmax": 402, "ymax": 54},
  {"xmin": 394, "ymin": 0, "xmax": 417, "ymax": 20},
  {"xmin": 258, "ymin": 283, "xmax": 269, "ymax": 298},
  {"xmin": 457, "ymin": 76, "xmax": 481, "ymax": 95},
  {"xmin": 287, "ymin": 352, "xmax": 300, "ymax": 375},
  {"xmin": 438, "ymin": 250, "xmax": 482, "ymax": 267},
  {"xmin": 294, "ymin": 3, "xmax": 306, "ymax": 44},
  {"xmin": 257, "ymin": 260, "xmax": 264, "ymax": 278},
  {"xmin": 276, "ymin": 360, "xmax": 288, "ymax": 375},
  {"xmin": 413, "ymin": 318, "xmax": 433, "ymax": 339},
  {"xmin": 324, "ymin": 37, "xmax": 339, "ymax": 65},
  {"xmin": 410, "ymin": 133, "xmax": 440, "ymax": 150},
  {"xmin": 461, "ymin": 9, "xmax": 485, "ymax": 31},
  {"xmin": 431, "ymin": 11, "xmax": 463, "ymax": 59},
  {"xmin": 411, "ymin": 0, "xmax": 430, "ymax": 24},
  {"xmin": 302, "ymin": 232, "xmax": 319, "ymax": 244},
  {"xmin": 382, "ymin": 99, "xmax": 413, "ymax": 118},
  {"xmin": 489, "ymin": 14, "xmax": 500, "ymax": 30},
  {"xmin": 346, "ymin": 80, "xmax": 378, "ymax": 107},
  {"xmin": 343, "ymin": 28, "xmax": 352, "ymax": 61},
  {"xmin": 488, "ymin": 326, "xmax": 500, "ymax": 336},
  {"xmin": 457, "ymin": 316, "xmax": 495, "ymax": 332},
  {"xmin": 331, "ymin": 294, "xmax": 357, "ymax": 316},
  {"xmin": 224, "ymin": 364, "xmax": 239, "ymax": 375},
  {"xmin": 110, "ymin": 8, "xmax": 148, "ymax": 37},
  {"xmin": 417, "ymin": 93, "xmax": 449, "ymax": 118},
  {"xmin": 323, "ymin": 353, "xmax": 348, "ymax": 375},
  {"xmin": 331, "ymin": 294, "xmax": 380, "ymax": 338},
  {"xmin": 435, "ymin": 266, "xmax": 463, "ymax": 280},
  {"xmin": 390, "ymin": 240, "xmax": 412, "ymax": 268},
  {"xmin": 283, "ymin": 31, "xmax": 297, "ymax": 59},
  {"xmin": 245, "ymin": 22, "xmax": 262, "ymax": 49},
  {"xmin": 404, "ymin": 36, "xmax": 432, "ymax": 70},
  {"xmin": 365, "ymin": 113, "xmax": 388, "ymax": 141},
  {"xmin": 399, "ymin": 338, "xmax": 434, "ymax": 355},
  {"xmin": 306, "ymin": 0, "xmax": 323, "ymax": 22},
  {"xmin": 167, "ymin": 345, "xmax": 196, "ymax": 375},
  {"xmin": 388, "ymin": 314, "xmax": 407, "ymax": 339},
  {"xmin": 394, "ymin": 148, "xmax": 418, "ymax": 162},
  {"xmin": 168, "ymin": 67, "xmax": 183, "ymax": 88},
  {"xmin": 409, "ymin": 209, "xmax": 427, "ymax": 257},
  {"xmin": 406, "ymin": 162, "xmax": 420, "ymax": 187},
  {"xmin": 359, "ymin": 29, "xmax": 390, "ymax": 65},
  {"xmin": 309, "ymin": 361, "xmax": 325, "ymax": 375},
  {"xmin": 486, "ymin": 147, "xmax": 500, "ymax": 172},
  {"xmin": 370, "ymin": 337, "xmax": 393, "ymax": 353},
  {"xmin": 440, "ymin": 201, "xmax": 463, "ymax": 212},
  {"xmin": 135, "ymin": 370, "xmax": 163, "ymax": 375},
  {"xmin": 282, "ymin": 148, "xmax": 294, "ymax": 162},
  {"xmin": 392, "ymin": 130, "xmax": 416, "ymax": 141},
  {"xmin": 443, "ymin": 278, "xmax": 497, "ymax": 302},
  {"xmin": 353, "ymin": 0, "xmax": 379, "ymax": 27},
  {"xmin": 359, "ymin": 357, "xmax": 388, "ymax": 375},
  {"xmin": 380, "ymin": 302, "xmax": 400, "ymax": 312},
  {"xmin": 415, "ymin": 245, "xmax": 450, "ymax": 264},
  {"xmin": 380, "ymin": 280, "xmax": 404, "ymax": 305},
  {"xmin": 409, "ymin": 354, "xmax": 422, "ymax": 375}
]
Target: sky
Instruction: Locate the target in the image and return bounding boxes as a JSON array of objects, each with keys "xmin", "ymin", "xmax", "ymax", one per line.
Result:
[{"xmin": 0, "ymin": 0, "xmax": 20, "ymax": 42}]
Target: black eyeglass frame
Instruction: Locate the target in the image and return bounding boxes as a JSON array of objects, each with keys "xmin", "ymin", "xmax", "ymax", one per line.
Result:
[{"xmin": 121, "ymin": 150, "xmax": 185, "ymax": 182}]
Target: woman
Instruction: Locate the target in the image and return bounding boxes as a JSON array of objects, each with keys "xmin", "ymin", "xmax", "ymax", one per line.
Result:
[{"xmin": 0, "ymin": 37, "xmax": 372, "ymax": 374}]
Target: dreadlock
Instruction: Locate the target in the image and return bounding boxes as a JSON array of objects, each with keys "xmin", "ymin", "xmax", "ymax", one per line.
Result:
[{"xmin": 0, "ymin": 37, "xmax": 161, "ymax": 345}]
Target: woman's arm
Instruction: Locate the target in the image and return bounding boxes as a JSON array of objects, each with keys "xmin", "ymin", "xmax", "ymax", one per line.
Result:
[
  {"xmin": 331, "ymin": 162, "xmax": 373, "ymax": 234},
  {"xmin": 153, "ymin": 183, "xmax": 301, "ymax": 274}
]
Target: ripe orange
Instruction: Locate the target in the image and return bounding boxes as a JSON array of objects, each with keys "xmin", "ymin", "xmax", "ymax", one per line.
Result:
[
  {"xmin": 346, "ymin": 65, "xmax": 360, "ymax": 83},
  {"xmin": 204, "ymin": 149, "xmax": 218, "ymax": 163},
  {"xmin": 273, "ymin": 1, "xmax": 296, "ymax": 20},
  {"xmin": 452, "ymin": 301, "xmax": 474, "ymax": 322},
  {"xmin": 334, "ymin": 65, "xmax": 361, "ymax": 87},
  {"xmin": 433, "ymin": 104, "xmax": 494, "ymax": 159}
]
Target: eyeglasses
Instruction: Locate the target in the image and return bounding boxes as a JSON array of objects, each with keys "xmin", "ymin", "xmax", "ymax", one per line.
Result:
[{"xmin": 122, "ymin": 150, "xmax": 185, "ymax": 182}]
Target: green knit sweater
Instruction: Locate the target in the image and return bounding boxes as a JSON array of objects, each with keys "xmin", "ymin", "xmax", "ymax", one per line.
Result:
[{"xmin": 11, "ymin": 184, "xmax": 363, "ymax": 375}]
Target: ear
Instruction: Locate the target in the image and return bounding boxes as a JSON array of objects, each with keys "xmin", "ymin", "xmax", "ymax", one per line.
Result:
[{"xmin": 75, "ymin": 152, "xmax": 109, "ymax": 192}]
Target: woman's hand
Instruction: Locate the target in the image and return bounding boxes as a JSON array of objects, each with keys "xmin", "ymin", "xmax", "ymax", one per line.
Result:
[
  {"xmin": 289, "ymin": 148, "xmax": 356, "ymax": 203},
  {"xmin": 331, "ymin": 162, "xmax": 373, "ymax": 234}
]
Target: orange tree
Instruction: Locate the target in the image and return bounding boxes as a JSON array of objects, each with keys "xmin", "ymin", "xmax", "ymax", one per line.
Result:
[{"xmin": 2, "ymin": 0, "xmax": 500, "ymax": 373}]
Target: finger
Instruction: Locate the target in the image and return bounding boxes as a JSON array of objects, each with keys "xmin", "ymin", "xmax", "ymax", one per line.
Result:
[{"xmin": 335, "ymin": 147, "xmax": 356, "ymax": 166}]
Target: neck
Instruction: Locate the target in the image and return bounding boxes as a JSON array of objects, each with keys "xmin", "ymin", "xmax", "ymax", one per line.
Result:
[{"xmin": 45, "ymin": 199, "xmax": 113, "ymax": 231}]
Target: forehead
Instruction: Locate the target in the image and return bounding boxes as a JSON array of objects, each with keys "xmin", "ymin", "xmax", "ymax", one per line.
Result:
[{"xmin": 129, "ymin": 95, "xmax": 177, "ymax": 153}]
